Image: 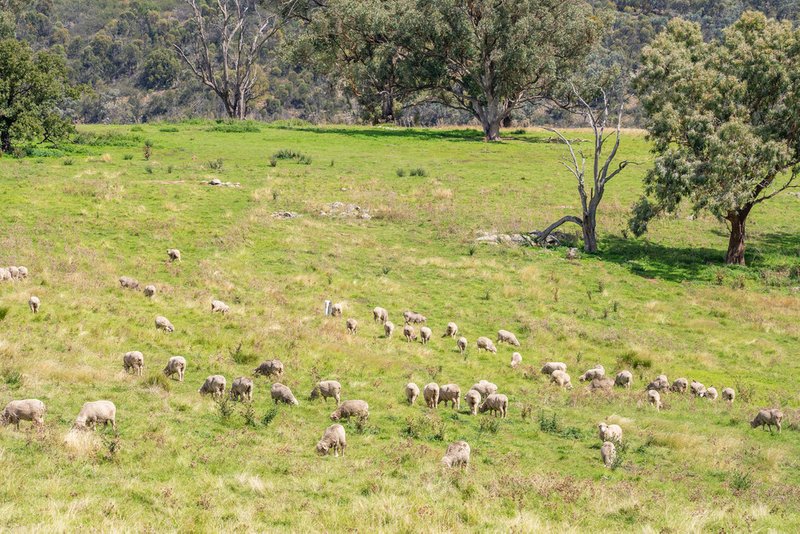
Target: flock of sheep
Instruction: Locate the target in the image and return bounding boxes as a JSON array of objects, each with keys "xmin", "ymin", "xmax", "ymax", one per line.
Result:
[{"xmin": 0, "ymin": 251, "xmax": 788, "ymax": 470}]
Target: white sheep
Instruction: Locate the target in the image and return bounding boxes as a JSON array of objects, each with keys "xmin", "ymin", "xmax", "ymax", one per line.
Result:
[
  {"xmin": 254, "ymin": 359, "xmax": 284, "ymax": 379},
  {"xmin": 598, "ymin": 422, "xmax": 623, "ymax": 443},
  {"xmin": 331, "ymin": 302, "xmax": 344, "ymax": 317},
  {"xmin": 456, "ymin": 337, "xmax": 467, "ymax": 354},
  {"xmin": 384, "ymin": 321, "xmax": 395, "ymax": 338},
  {"xmin": 271, "ymin": 383, "xmax": 299, "ymax": 405},
  {"xmin": 423, "ymin": 382, "xmax": 440, "ymax": 408},
  {"xmin": 403, "ymin": 324, "xmax": 417, "ymax": 342},
  {"xmin": 647, "ymin": 389, "xmax": 662, "ymax": 410},
  {"xmin": 438, "ymin": 384, "xmax": 461, "ymax": 409},
  {"xmin": 541, "ymin": 362, "xmax": 567, "ymax": 375},
  {"xmin": 405, "ymin": 383, "xmax": 420, "ymax": 405},
  {"xmin": 230, "ymin": 377, "xmax": 254, "ymax": 402},
  {"xmin": 155, "ymin": 315, "xmax": 174, "ymax": 332},
  {"xmin": 670, "ymin": 378, "xmax": 688, "ymax": 393},
  {"xmin": 0, "ymin": 268, "xmax": 10, "ymax": 281},
  {"xmin": 211, "ymin": 299, "xmax": 230, "ymax": 314},
  {"xmin": 123, "ymin": 351, "xmax": 144, "ymax": 376},
  {"xmin": 119, "ymin": 276, "xmax": 139, "ymax": 289},
  {"xmin": 441, "ymin": 440, "xmax": 470, "ymax": 468},
  {"xmin": 705, "ymin": 386, "xmax": 718, "ymax": 400},
  {"xmin": 750, "ymin": 408, "xmax": 783, "ymax": 433},
  {"xmin": 470, "ymin": 380, "xmax": 498, "ymax": 397},
  {"xmin": 17, "ymin": 266, "xmax": 28, "ymax": 278},
  {"xmin": 143, "ymin": 285, "xmax": 156, "ymax": 298},
  {"xmin": 163, "ymin": 356, "xmax": 186, "ymax": 381},
  {"xmin": 167, "ymin": 249, "xmax": 181, "ymax": 262},
  {"xmin": 330, "ymin": 400, "xmax": 369, "ymax": 421},
  {"xmin": 476, "ymin": 336, "xmax": 497, "ymax": 353},
  {"xmin": 8, "ymin": 266, "xmax": 19, "ymax": 279},
  {"xmin": 346, "ymin": 318, "xmax": 358, "ymax": 334},
  {"xmin": 28, "ymin": 295, "xmax": 40, "ymax": 313},
  {"xmin": 465, "ymin": 390, "xmax": 481, "ymax": 415},
  {"xmin": 646, "ymin": 374, "xmax": 669, "ymax": 392},
  {"xmin": 511, "ymin": 352, "xmax": 522, "ymax": 368},
  {"xmin": 601, "ymin": 441, "xmax": 616, "ymax": 468},
  {"xmin": 403, "ymin": 310, "xmax": 426, "ymax": 324},
  {"xmin": 497, "ymin": 329, "xmax": 520, "ymax": 347},
  {"xmin": 722, "ymin": 387, "xmax": 735, "ymax": 403},
  {"xmin": 420, "ymin": 326, "xmax": 432, "ymax": 344},
  {"xmin": 614, "ymin": 370, "xmax": 633, "ymax": 389},
  {"xmin": 551, "ymin": 370, "xmax": 573, "ymax": 389},
  {"xmin": 199, "ymin": 375, "xmax": 227, "ymax": 398},
  {"xmin": 444, "ymin": 322, "xmax": 458, "ymax": 338},
  {"xmin": 579, "ymin": 365, "xmax": 605, "ymax": 382},
  {"xmin": 372, "ymin": 307, "xmax": 388, "ymax": 323},
  {"xmin": 1, "ymin": 399, "xmax": 46, "ymax": 430},
  {"xmin": 310, "ymin": 380, "xmax": 342, "ymax": 404},
  {"xmin": 316, "ymin": 424, "xmax": 346, "ymax": 457},
  {"xmin": 690, "ymin": 380, "xmax": 706, "ymax": 397},
  {"xmin": 74, "ymin": 400, "xmax": 116, "ymax": 431},
  {"xmin": 589, "ymin": 377, "xmax": 615, "ymax": 391},
  {"xmin": 479, "ymin": 393, "xmax": 508, "ymax": 418}
]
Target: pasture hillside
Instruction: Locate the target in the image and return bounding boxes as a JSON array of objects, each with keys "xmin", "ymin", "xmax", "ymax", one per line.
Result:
[{"xmin": 1, "ymin": 122, "xmax": 799, "ymax": 531}]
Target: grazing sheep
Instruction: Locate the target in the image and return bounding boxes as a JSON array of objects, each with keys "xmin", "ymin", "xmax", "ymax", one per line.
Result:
[
  {"xmin": 705, "ymin": 386, "xmax": 718, "ymax": 400},
  {"xmin": 123, "ymin": 351, "xmax": 144, "ymax": 376},
  {"xmin": 750, "ymin": 408, "xmax": 783, "ymax": 433},
  {"xmin": 310, "ymin": 380, "xmax": 342, "ymax": 404},
  {"xmin": 331, "ymin": 302, "xmax": 343, "ymax": 317},
  {"xmin": 28, "ymin": 295, "xmax": 40, "ymax": 313},
  {"xmin": 346, "ymin": 318, "xmax": 358, "ymax": 334},
  {"xmin": 163, "ymin": 356, "xmax": 186, "ymax": 381},
  {"xmin": 579, "ymin": 365, "xmax": 605, "ymax": 382},
  {"xmin": 470, "ymin": 380, "xmax": 498, "ymax": 397},
  {"xmin": 511, "ymin": 352, "xmax": 523, "ymax": 368},
  {"xmin": 316, "ymin": 424, "xmax": 346, "ymax": 457},
  {"xmin": 551, "ymin": 370, "xmax": 573, "ymax": 389},
  {"xmin": 271, "ymin": 383, "xmax": 299, "ymax": 405},
  {"xmin": 444, "ymin": 322, "xmax": 458, "ymax": 338},
  {"xmin": 476, "ymin": 336, "xmax": 497, "ymax": 353},
  {"xmin": 119, "ymin": 276, "xmax": 139, "ymax": 289},
  {"xmin": 8, "ymin": 266, "xmax": 19, "ymax": 279},
  {"xmin": 465, "ymin": 390, "xmax": 481, "ymax": 415},
  {"xmin": 646, "ymin": 374, "xmax": 670, "ymax": 392},
  {"xmin": 438, "ymin": 384, "xmax": 461, "ymax": 409},
  {"xmin": 690, "ymin": 380, "xmax": 707, "ymax": 398},
  {"xmin": 598, "ymin": 422, "xmax": 623, "ymax": 443},
  {"xmin": 254, "ymin": 359, "xmax": 284, "ymax": 379},
  {"xmin": 155, "ymin": 315, "xmax": 174, "ymax": 332},
  {"xmin": 589, "ymin": 377, "xmax": 615, "ymax": 391},
  {"xmin": 423, "ymin": 383, "xmax": 440, "ymax": 409},
  {"xmin": 479, "ymin": 393, "xmax": 508, "ymax": 418},
  {"xmin": 420, "ymin": 326, "xmax": 432, "ymax": 344},
  {"xmin": 1, "ymin": 399, "xmax": 46, "ymax": 430},
  {"xmin": 17, "ymin": 266, "xmax": 28, "ymax": 278},
  {"xmin": 330, "ymin": 400, "xmax": 369, "ymax": 422},
  {"xmin": 541, "ymin": 362, "xmax": 567, "ymax": 375},
  {"xmin": 372, "ymin": 307, "xmax": 388, "ymax": 323},
  {"xmin": 456, "ymin": 337, "xmax": 467, "ymax": 354},
  {"xmin": 384, "ymin": 321, "xmax": 395, "ymax": 338},
  {"xmin": 405, "ymin": 383, "xmax": 420, "ymax": 405},
  {"xmin": 441, "ymin": 440, "xmax": 470, "ymax": 468},
  {"xmin": 199, "ymin": 375, "xmax": 227, "ymax": 398},
  {"xmin": 0, "ymin": 268, "xmax": 9, "ymax": 281},
  {"xmin": 615, "ymin": 370, "xmax": 633, "ymax": 389},
  {"xmin": 74, "ymin": 400, "xmax": 116, "ymax": 430},
  {"xmin": 230, "ymin": 377, "xmax": 254, "ymax": 402},
  {"xmin": 647, "ymin": 389, "xmax": 662, "ymax": 410},
  {"xmin": 403, "ymin": 324, "xmax": 417, "ymax": 342},
  {"xmin": 601, "ymin": 441, "xmax": 616, "ymax": 468},
  {"xmin": 722, "ymin": 387, "xmax": 735, "ymax": 403},
  {"xmin": 167, "ymin": 249, "xmax": 181, "ymax": 262},
  {"xmin": 143, "ymin": 285, "xmax": 156, "ymax": 298},
  {"xmin": 497, "ymin": 329, "xmax": 520, "ymax": 347},
  {"xmin": 211, "ymin": 300, "xmax": 230, "ymax": 314},
  {"xmin": 670, "ymin": 378, "xmax": 688, "ymax": 393},
  {"xmin": 403, "ymin": 310, "xmax": 427, "ymax": 324}
]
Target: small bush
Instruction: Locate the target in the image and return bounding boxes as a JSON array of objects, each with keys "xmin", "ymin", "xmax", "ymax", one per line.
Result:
[
  {"xmin": 217, "ymin": 397, "xmax": 233, "ymax": 420},
  {"xmin": 539, "ymin": 411, "xmax": 559, "ymax": 434},
  {"xmin": 207, "ymin": 158, "xmax": 224, "ymax": 171},
  {"xmin": 730, "ymin": 470, "xmax": 752, "ymax": 493},
  {"xmin": 73, "ymin": 131, "xmax": 143, "ymax": 147},
  {"xmin": 159, "ymin": 127, "xmax": 179, "ymax": 133},
  {"xmin": 242, "ymin": 403, "xmax": 256, "ymax": 427},
  {"xmin": 267, "ymin": 118, "xmax": 311, "ymax": 129},
  {"xmin": 144, "ymin": 372, "xmax": 171, "ymax": 391},
  {"xmin": 143, "ymin": 140, "xmax": 153, "ymax": 161},
  {"xmin": 430, "ymin": 418, "xmax": 447, "ymax": 441},
  {"xmin": 2, "ymin": 368, "xmax": 22, "ymax": 389},
  {"xmin": 617, "ymin": 350, "xmax": 653, "ymax": 370},
  {"xmin": 167, "ymin": 165, "xmax": 174, "ymax": 174},
  {"xmin": 402, "ymin": 416, "xmax": 428, "ymax": 439},
  {"xmin": 230, "ymin": 341, "xmax": 257, "ymax": 365},
  {"xmin": 62, "ymin": 158, "xmax": 74, "ymax": 166},
  {"xmin": 262, "ymin": 406, "xmax": 279, "ymax": 426},
  {"xmin": 0, "ymin": 306, "xmax": 9, "ymax": 321},
  {"xmin": 123, "ymin": 154, "xmax": 133, "ymax": 160},
  {"xmin": 145, "ymin": 166, "xmax": 154, "ymax": 174},
  {"xmin": 208, "ymin": 120, "xmax": 261, "ymax": 133},
  {"xmin": 520, "ymin": 403, "xmax": 533, "ymax": 420},
  {"xmin": 272, "ymin": 149, "xmax": 312, "ymax": 164},
  {"xmin": 130, "ymin": 126, "xmax": 143, "ymax": 132},
  {"xmin": 298, "ymin": 154, "xmax": 312, "ymax": 165},
  {"xmin": 396, "ymin": 168, "xmax": 406, "ymax": 177},
  {"xmin": 478, "ymin": 417, "xmax": 500, "ymax": 435},
  {"xmin": 269, "ymin": 156, "xmax": 277, "ymax": 167},
  {"xmin": 409, "ymin": 167, "xmax": 427, "ymax": 177},
  {"xmin": 468, "ymin": 245, "xmax": 477, "ymax": 256}
]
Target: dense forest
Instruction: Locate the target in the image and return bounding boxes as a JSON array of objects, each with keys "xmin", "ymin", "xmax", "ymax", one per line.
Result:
[{"xmin": 4, "ymin": 0, "xmax": 799, "ymax": 125}]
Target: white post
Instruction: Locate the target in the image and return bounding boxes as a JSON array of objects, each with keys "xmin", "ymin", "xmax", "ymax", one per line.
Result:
[{"xmin": 323, "ymin": 300, "xmax": 332, "ymax": 316}]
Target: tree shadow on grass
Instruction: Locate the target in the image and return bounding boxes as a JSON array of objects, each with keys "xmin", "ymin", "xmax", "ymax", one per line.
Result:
[
  {"xmin": 747, "ymin": 231, "xmax": 800, "ymax": 263},
  {"xmin": 275, "ymin": 125, "xmax": 487, "ymax": 143}
]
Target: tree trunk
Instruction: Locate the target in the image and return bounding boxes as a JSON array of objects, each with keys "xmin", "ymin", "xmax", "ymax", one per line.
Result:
[
  {"xmin": 582, "ymin": 211, "xmax": 598, "ymax": 253},
  {"xmin": 381, "ymin": 91, "xmax": 394, "ymax": 122},
  {"xmin": 725, "ymin": 208, "xmax": 750, "ymax": 266},
  {"xmin": 472, "ymin": 98, "xmax": 504, "ymax": 141},
  {"xmin": 0, "ymin": 129, "xmax": 10, "ymax": 154}
]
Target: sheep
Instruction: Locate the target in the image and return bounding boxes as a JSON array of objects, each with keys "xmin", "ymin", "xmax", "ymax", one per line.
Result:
[
  {"xmin": 420, "ymin": 326, "xmax": 432, "ymax": 344},
  {"xmin": 405, "ymin": 382, "xmax": 420, "ymax": 405},
  {"xmin": 167, "ymin": 249, "xmax": 181, "ymax": 262},
  {"xmin": 600, "ymin": 441, "xmax": 616, "ymax": 468},
  {"xmin": 750, "ymin": 408, "xmax": 783, "ymax": 433},
  {"xmin": 479, "ymin": 393, "xmax": 508, "ymax": 418},
  {"xmin": 646, "ymin": 374, "xmax": 670, "ymax": 392},
  {"xmin": 372, "ymin": 307, "xmax": 388, "ymax": 323},
  {"xmin": 199, "ymin": 375, "xmax": 227, "ymax": 398},
  {"xmin": 579, "ymin": 365, "xmax": 605, "ymax": 382},
  {"xmin": 598, "ymin": 422, "xmax": 623, "ymax": 443},
  {"xmin": 123, "ymin": 351, "xmax": 144, "ymax": 376},
  {"xmin": 316, "ymin": 424, "xmax": 346, "ymax": 457},
  {"xmin": 722, "ymin": 387, "xmax": 735, "ymax": 403},
  {"xmin": 541, "ymin": 362, "xmax": 567, "ymax": 375},
  {"xmin": 254, "ymin": 359, "xmax": 284, "ymax": 379},
  {"xmin": 551, "ymin": 370, "xmax": 573, "ymax": 389},
  {"xmin": 470, "ymin": 380, "xmax": 498, "ymax": 397},
  {"xmin": 330, "ymin": 302, "xmax": 343, "ymax": 317},
  {"xmin": 346, "ymin": 318, "xmax": 358, "ymax": 335},
  {"xmin": 438, "ymin": 384, "xmax": 461, "ymax": 409},
  {"xmin": 456, "ymin": 337, "xmax": 467, "ymax": 354},
  {"xmin": 17, "ymin": 266, "xmax": 28, "ymax": 278},
  {"xmin": 705, "ymin": 386, "xmax": 718, "ymax": 401},
  {"xmin": 28, "ymin": 295, "xmax": 40, "ymax": 313},
  {"xmin": 403, "ymin": 324, "xmax": 417, "ymax": 342},
  {"xmin": 465, "ymin": 390, "xmax": 481, "ymax": 415},
  {"xmin": 670, "ymin": 378, "xmax": 688, "ymax": 393},
  {"xmin": 119, "ymin": 276, "xmax": 139, "ymax": 289},
  {"xmin": 690, "ymin": 380, "xmax": 707, "ymax": 398},
  {"xmin": 403, "ymin": 310, "xmax": 426, "ymax": 324},
  {"xmin": 211, "ymin": 300, "xmax": 229, "ymax": 314},
  {"xmin": 271, "ymin": 383, "xmax": 299, "ymax": 405},
  {"xmin": 310, "ymin": 380, "xmax": 342, "ymax": 404},
  {"xmin": 647, "ymin": 389, "xmax": 662, "ymax": 410},
  {"xmin": 384, "ymin": 321, "xmax": 395, "ymax": 338},
  {"xmin": 1, "ymin": 399, "xmax": 46, "ymax": 430},
  {"xmin": 155, "ymin": 315, "xmax": 174, "ymax": 332},
  {"xmin": 0, "ymin": 267, "xmax": 9, "ymax": 281},
  {"xmin": 8, "ymin": 266, "xmax": 19, "ymax": 279},
  {"xmin": 423, "ymin": 382, "xmax": 440, "ymax": 409},
  {"xmin": 441, "ymin": 440, "xmax": 470, "ymax": 469},
  {"xmin": 444, "ymin": 322, "xmax": 458, "ymax": 338},
  {"xmin": 74, "ymin": 400, "xmax": 116, "ymax": 431},
  {"xmin": 163, "ymin": 356, "xmax": 186, "ymax": 381},
  {"xmin": 476, "ymin": 336, "xmax": 497, "ymax": 353},
  {"xmin": 589, "ymin": 377, "xmax": 615, "ymax": 391},
  {"xmin": 615, "ymin": 370, "xmax": 633, "ymax": 389},
  {"xmin": 230, "ymin": 377, "xmax": 254, "ymax": 402},
  {"xmin": 330, "ymin": 400, "xmax": 369, "ymax": 422},
  {"xmin": 143, "ymin": 285, "xmax": 156, "ymax": 298},
  {"xmin": 511, "ymin": 352, "xmax": 522, "ymax": 368},
  {"xmin": 497, "ymin": 329, "xmax": 520, "ymax": 347}
]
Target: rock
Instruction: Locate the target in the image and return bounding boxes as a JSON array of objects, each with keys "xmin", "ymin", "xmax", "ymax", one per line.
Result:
[
  {"xmin": 272, "ymin": 211, "xmax": 299, "ymax": 219},
  {"xmin": 566, "ymin": 247, "xmax": 579, "ymax": 260},
  {"xmin": 320, "ymin": 202, "xmax": 371, "ymax": 220},
  {"xmin": 209, "ymin": 178, "xmax": 222, "ymax": 186}
]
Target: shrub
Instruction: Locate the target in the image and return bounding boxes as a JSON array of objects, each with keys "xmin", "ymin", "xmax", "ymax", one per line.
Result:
[
  {"xmin": 143, "ymin": 140, "xmax": 153, "ymax": 161},
  {"xmin": 730, "ymin": 470, "xmax": 752, "ymax": 493},
  {"xmin": 123, "ymin": 154, "xmax": 133, "ymax": 160},
  {"xmin": 143, "ymin": 372, "xmax": 171, "ymax": 391},
  {"xmin": 539, "ymin": 410, "xmax": 559, "ymax": 434},
  {"xmin": 297, "ymin": 154, "xmax": 312, "ymax": 165},
  {"xmin": 617, "ymin": 350, "xmax": 653, "ymax": 370},
  {"xmin": 0, "ymin": 306, "xmax": 8, "ymax": 321},
  {"xmin": 207, "ymin": 158, "xmax": 224, "ymax": 171},
  {"xmin": 230, "ymin": 341, "xmax": 257, "ymax": 364},
  {"xmin": 269, "ymin": 156, "xmax": 277, "ymax": 167},
  {"xmin": 73, "ymin": 131, "xmax": 143, "ymax": 147},
  {"xmin": 396, "ymin": 168, "xmax": 406, "ymax": 177},
  {"xmin": 2, "ymin": 368, "xmax": 22, "ymax": 389},
  {"xmin": 262, "ymin": 406, "xmax": 279, "ymax": 426},
  {"xmin": 145, "ymin": 166, "xmax": 154, "ymax": 174},
  {"xmin": 409, "ymin": 167, "xmax": 427, "ymax": 177},
  {"xmin": 242, "ymin": 403, "xmax": 256, "ymax": 427},
  {"xmin": 478, "ymin": 416, "xmax": 500, "ymax": 435},
  {"xmin": 267, "ymin": 118, "xmax": 311, "ymax": 129},
  {"xmin": 217, "ymin": 397, "xmax": 233, "ymax": 420},
  {"xmin": 159, "ymin": 127, "xmax": 179, "ymax": 133},
  {"xmin": 208, "ymin": 121, "xmax": 261, "ymax": 133},
  {"xmin": 62, "ymin": 158, "xmax": 74, "ymax": 166}
]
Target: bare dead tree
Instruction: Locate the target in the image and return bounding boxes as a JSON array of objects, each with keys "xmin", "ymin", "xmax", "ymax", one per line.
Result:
[
  {"xmin": 536, "ymin": 86, "xmax": 631, "ymax": 253},
  {"xmin": 174, "ymin": 0, "xmax": 298, "ymax": 119}
]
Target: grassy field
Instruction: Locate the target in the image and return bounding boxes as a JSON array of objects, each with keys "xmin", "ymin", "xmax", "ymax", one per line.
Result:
[{"xmin": 1, "ymin": 121, "xmax": 799, "ymax": 532}]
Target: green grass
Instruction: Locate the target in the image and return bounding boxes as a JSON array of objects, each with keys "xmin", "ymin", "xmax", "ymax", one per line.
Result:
[{"xmin": 0, "ymin": 122, "xmax": 799, "ymax": 531}]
